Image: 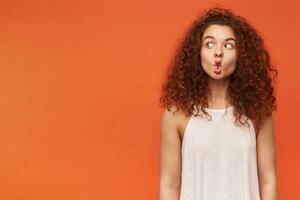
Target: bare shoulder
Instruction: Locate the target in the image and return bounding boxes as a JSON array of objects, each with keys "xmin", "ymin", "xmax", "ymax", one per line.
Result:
[
  {"xmin": 159, "ymin": 106, "xmax": 184, "ymax": 189},
  {"xmin": 251, "ymin": 113, "xmax": 274, "ymax": 138},
  {"xmin": 256, "ymin": 113, "xmax": 277, "ymax": 185},
  {"xmin": 160, "ymin": 106, "xmax": 191, "ymax": 142},
  {"xmin": 257, "ymin": 114, "xmax": 274, "ymax": 136},
  {"xmin": 160, "ymin": 106, "xmax": 181, "ymax": 136}
]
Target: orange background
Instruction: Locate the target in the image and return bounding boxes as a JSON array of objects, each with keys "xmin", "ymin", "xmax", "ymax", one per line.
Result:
[{"xmin": 0, "ymin": 0, "xmax": 299, "ymax": 199}]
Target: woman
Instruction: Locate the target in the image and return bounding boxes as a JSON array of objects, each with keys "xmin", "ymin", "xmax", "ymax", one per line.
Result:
[{"xmin": 159, "ymin": 6, "xmax": 279, "ymax": 200}]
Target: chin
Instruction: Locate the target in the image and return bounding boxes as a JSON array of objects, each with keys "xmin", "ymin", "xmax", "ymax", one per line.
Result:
[{"xmin": 208, "ymin": 73, "xmax": 229, "ymax": 80}]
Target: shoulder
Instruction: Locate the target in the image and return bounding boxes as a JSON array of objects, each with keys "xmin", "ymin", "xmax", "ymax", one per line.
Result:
[
  {"xmin": 161, "ymin": 106, "xmax": 182, "ymax": 126},
  {"xmin": 160, "ymin": 106, "xmax": 187, "ymax": 133},
  {"xmin": 258, "ymin": 114, "xmax": 274, "ymax": 132},
  {"xmin": 160, "ymin": 106, "xmax": 190, "ymax": 141},
  {"xmin": 159, "ymin": 106, "xmax": 185, "ymax": 189},
  {"xmin": 255, "ymin": 113, "xmax": 277, "ymax": 184},
  {"xmin": 255, "ymin": 113, "xmax": 274, "ymax": 137},
  {"xmin": 250, "ymin": 110, "xmax": 274, "ymax": 135}
]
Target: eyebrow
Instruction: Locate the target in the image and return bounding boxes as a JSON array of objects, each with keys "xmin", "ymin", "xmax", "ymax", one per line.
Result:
[{"xmin": 202, "ymin": 36, "xmax": 236, "ymax": 42}]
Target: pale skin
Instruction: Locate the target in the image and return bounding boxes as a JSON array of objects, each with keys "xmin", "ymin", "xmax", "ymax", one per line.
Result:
[{"xmin": 159, "ymin": 24, "xmax": 279, "ymax": 200}]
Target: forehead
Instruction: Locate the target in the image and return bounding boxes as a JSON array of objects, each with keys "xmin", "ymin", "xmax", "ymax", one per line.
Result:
[{"xmin": 202, "ymin": 24, "xmax": 236, "ymax": 41}]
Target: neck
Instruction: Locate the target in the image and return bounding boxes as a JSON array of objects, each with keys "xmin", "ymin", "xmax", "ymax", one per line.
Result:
[{"xmin": 207, "ymin": 78, "xmax": 231, "ymax": 108}]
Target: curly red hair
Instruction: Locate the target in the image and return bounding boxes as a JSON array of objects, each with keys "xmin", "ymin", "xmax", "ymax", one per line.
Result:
[{"xmin": 159, "ymin": 6, "xmax": 278, "ymax": 132}]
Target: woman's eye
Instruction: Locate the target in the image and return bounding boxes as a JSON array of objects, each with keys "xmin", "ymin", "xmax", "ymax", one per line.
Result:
[
  {"xmin": 205, "ymin": 42, "xmax": 214, "ymax": 48},
  {"xmin": 225, "ymin": 43, "xmax": 234, "ymax": 49},
  {"xmin": 204, "ymin": 42, "xmax": 234, "ymax": 49}
]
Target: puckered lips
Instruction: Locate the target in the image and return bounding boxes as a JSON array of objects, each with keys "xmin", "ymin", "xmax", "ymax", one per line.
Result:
[{"xmin": 213, "ymin": 60, "xmax": 222, "ymax": 75}]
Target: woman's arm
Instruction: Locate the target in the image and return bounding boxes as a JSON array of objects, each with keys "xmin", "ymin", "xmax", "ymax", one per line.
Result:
[
  {"xmin": 256, "ymin": 114, "xmax": 279, "ymax": 200},
  {"xmin": 159, "ymin": 108, "xmax": 182, "ymax": 200}
]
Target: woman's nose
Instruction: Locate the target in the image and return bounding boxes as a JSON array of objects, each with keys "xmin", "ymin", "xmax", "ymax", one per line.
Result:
[{"xmin": 214, "ymin": 45, "xmax": 223, "ymax": 57}]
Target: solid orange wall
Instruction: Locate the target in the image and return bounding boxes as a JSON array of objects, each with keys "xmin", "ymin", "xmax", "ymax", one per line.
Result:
[{"xmin": 0, "ymin": 0, "xmax": 299, "ymax": 199}]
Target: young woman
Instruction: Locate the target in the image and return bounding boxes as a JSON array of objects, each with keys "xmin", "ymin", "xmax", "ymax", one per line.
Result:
[{"xmin": 159, "ymin": 7, "xmax": 279, "ymax": 200}]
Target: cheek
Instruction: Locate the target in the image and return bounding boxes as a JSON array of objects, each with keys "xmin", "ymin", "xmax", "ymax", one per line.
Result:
[
  {"xmin": 224, "ymin": 58, "xmax": 238, "ymax": 73},
  {"xmin": 200, "ymin": 49, "xmax": 211, "ymax": 63},
  {"xmin": 226, "ymin": 52, "xmax": 238, "ymax": 65}
]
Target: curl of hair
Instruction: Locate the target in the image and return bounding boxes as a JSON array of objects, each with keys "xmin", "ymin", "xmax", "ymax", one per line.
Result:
[{"xmin": 159, "ymin": 6, "xmax": 278, "ymax": 132}]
